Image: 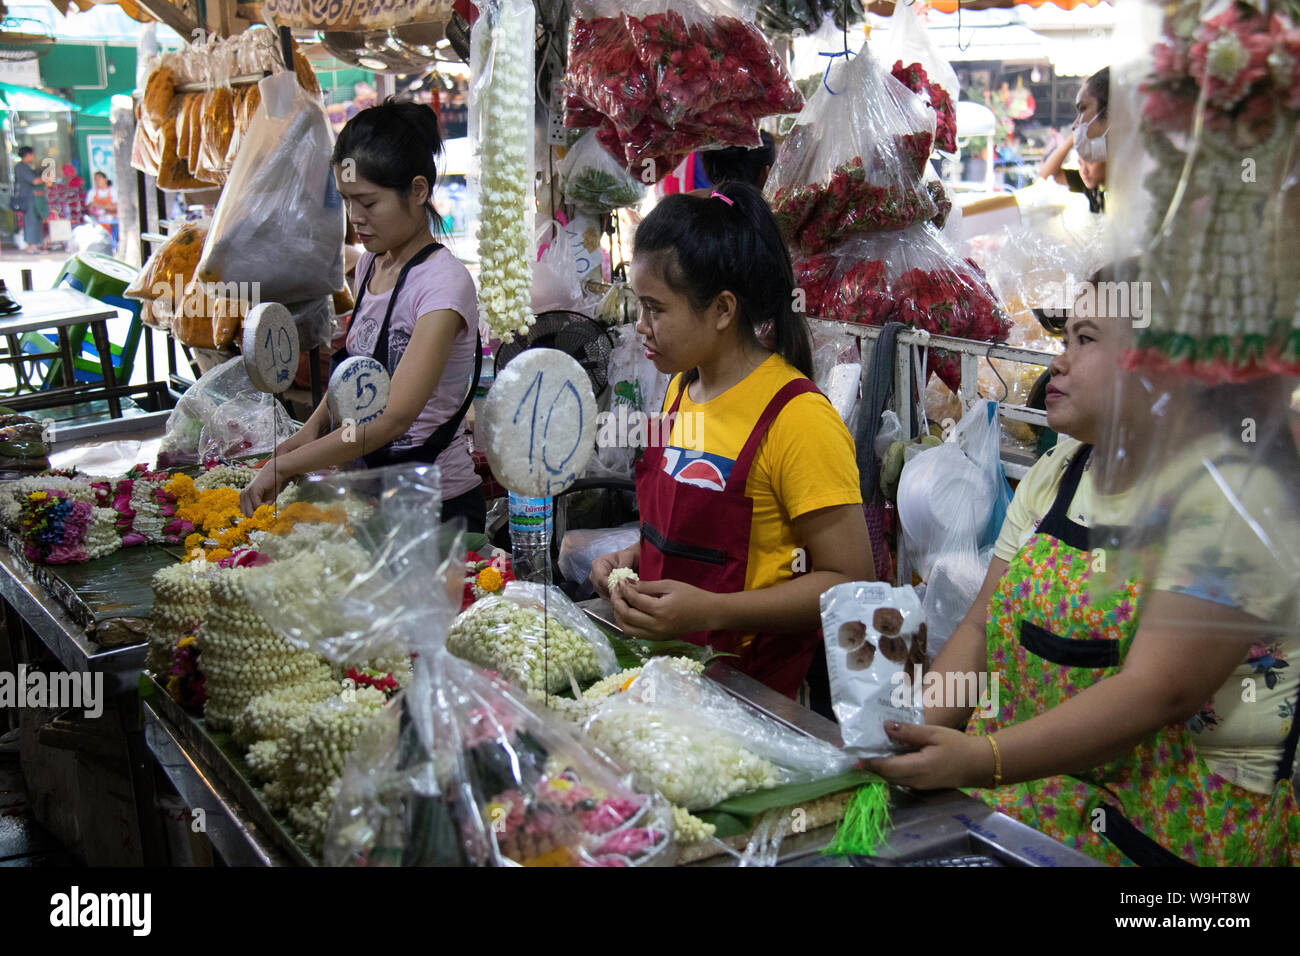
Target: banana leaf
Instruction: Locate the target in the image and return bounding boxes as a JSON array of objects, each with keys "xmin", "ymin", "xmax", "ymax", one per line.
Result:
[
  {"xmin": 695, "ymin": 768, "xmax": 878, "ymax": 838},
  {"xmin": 604, "ymin": 631, "xmax": 732, "ymax": 671}
]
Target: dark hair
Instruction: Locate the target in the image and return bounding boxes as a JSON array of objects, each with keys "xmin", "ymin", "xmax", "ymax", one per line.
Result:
[
  {"xmin": 331, "ymin": 98, "xmax": 445, "ymax": 233},
  {"xmin": 700, "ymin": 131, "xmax": 777, "ymax": 189},
  {"xmin": 634, "ymin": 181, "xmax": 813, "ymax": 383},
  {"xmin": 1082, "ymin": 67, "xmax": 1109, "ymax": 121},
  {"xmin": 18, "ymin": 146, "xmax": 33, "ymax": 158}
]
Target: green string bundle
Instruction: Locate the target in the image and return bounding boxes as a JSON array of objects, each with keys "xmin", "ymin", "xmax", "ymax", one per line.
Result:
[{"xmin": 824, "ymin": 777, "xmax": 892, "ymax": 858}]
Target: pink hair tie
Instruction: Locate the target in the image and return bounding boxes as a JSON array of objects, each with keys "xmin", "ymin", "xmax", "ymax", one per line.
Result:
[{"xmin": 710, "ymin": 190, "xmax": 734, "ymax": 206}]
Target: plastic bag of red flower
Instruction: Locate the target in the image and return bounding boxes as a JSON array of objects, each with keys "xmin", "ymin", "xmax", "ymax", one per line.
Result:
[
  {"xmin": 793, "ymin": 224, "xmax": 1011, "ymax": 390},
  {"xmin": 765, "ymin": 43, "xmax": 937, "ymax": 255},
  {"xmin": 881, "ymin": 0, "xmax": 960, "ymax": 154},
  {"xmin": 564, "ymin": 0, "xmax": 803, "ymax": 182}
]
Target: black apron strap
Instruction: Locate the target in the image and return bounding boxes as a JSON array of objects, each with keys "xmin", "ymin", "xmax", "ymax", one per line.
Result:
[
  {"xmin": 332, "ymin": 241, "xmax": 443, "ymax": 373},
  {"xmin": 1036, "ymin": 443, "xmax": 1093, "ymax": 551}
]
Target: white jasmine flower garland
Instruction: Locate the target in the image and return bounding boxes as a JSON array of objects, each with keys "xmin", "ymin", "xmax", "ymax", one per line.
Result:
[
  {"xmin": 471, "ymin": 0, "xmax": 535, "ymax": 344},
  {"xmin": 148, "ymin": 559, "xmax": 214, "ymax": 675},
  {"xmin": 195, "ymin": 463, "xmax": 256, "ymax": 492}
]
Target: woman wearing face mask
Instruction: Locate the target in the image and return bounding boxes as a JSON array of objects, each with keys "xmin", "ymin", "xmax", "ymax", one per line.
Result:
[
  {"xmin": 1039, "ymin": 67, "xmax": 1109, "ymax": 214},
  {"xmin": 239, "ymin": 100, "xmax": 485, "ymax": 530},
  {"xmin": 865, "ymin": 273, "xmax": 1300, "ymax": 865}
]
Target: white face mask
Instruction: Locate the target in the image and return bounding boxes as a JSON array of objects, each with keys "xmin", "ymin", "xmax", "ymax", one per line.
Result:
[{"xmin": 1073, "ymin": 122, "xmax": 1107, "ymax": 163}]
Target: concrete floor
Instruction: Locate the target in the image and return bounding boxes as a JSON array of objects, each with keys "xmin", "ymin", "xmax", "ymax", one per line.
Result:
[{"xmin": 0, "ymin": 749, "xmax": 77, "ymax": 867}]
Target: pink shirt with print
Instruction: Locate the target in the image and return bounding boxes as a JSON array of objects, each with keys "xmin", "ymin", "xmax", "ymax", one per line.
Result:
[{"xmin": 345, "ymin": 247, "xmax": 481, "ymax": 498}]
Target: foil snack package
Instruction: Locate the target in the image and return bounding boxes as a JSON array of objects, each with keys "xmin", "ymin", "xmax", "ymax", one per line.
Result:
[{"xmin": 821, "ymin": 581, "xmax": 927, "ymax": 758}]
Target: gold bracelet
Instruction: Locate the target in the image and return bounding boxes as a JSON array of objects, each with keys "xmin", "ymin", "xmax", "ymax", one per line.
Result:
[{"xmin": 987, "ymin": 734, "xmax": 1002, "ymax": 788}]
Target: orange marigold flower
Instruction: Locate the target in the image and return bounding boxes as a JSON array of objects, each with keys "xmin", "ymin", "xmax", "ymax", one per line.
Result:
[{"xmin": 476, "ymin": 566, "xmax": 504, "ymax": 593}]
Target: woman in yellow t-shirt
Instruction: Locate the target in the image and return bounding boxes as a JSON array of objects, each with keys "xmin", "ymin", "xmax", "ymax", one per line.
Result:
[
  {"xmin": 590, "ymin": 182, "xmax": 871, "ymax": 706},
  {"xmin": 867, "ymin": 306, "xmax": 1300, "ymax": 866}
]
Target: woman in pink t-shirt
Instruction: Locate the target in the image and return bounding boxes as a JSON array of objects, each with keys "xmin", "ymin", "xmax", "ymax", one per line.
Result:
[{"xmin": 240, "ymin": 101, "xmax": 485, "ymax": 530}]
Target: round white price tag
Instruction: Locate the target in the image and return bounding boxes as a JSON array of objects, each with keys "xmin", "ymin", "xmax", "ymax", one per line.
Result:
[
  {"xmin": 328, "ymin": 356, "xmax": 390, "ymax": 427},
  {"xmin": 242, "ymin": 303, "xmax": 301, "ymax": 394},
  {"xmin": 482, "ymin": 348, "xmax": 596, "ymax": 497}
]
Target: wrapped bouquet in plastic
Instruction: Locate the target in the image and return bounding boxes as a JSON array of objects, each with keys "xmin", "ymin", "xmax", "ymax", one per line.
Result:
[
  {"xmin": 792, "ymin": 223, "xmax": 1011, "ymax": 391},
  {"xmin": 556, "ymin": 130, "xmax": 647, "ymax": 214},
  {"xmin": 564, "ymin": 0, "xmax": 804, "ymax": 183},
  {"xmin": 447, "ymin": 582, "xmax": 617, "ymax": 695},
  {"xmin": 765, "ymin": 43, "xmax": 937, "ymax": 255},
  {"xmin": 246, "ymin": 464, "xmax": 673, "ymax": 866},
  {"xmin": 582, "ymin": 658, "xmax": 855, "ymax": 811}
]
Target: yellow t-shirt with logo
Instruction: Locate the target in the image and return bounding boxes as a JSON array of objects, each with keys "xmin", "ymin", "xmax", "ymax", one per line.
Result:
[
  {"xmin": 661, "ymin": 354, "xmax": 863, "ymax": 595},
  {"xmin": 994, "ymin": 436, "xmax": 1300, "ymax": 795}
]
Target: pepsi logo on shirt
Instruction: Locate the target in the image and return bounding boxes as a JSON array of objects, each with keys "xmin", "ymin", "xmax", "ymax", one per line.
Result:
[{"xmin": 661, "ymin": 447, "xmax": 735, "ymax": 492}]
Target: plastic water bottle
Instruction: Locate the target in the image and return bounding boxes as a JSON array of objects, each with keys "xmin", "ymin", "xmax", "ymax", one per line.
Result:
[{"xmin": 508, "ymin": 493, "xmax": 553, "ymax": 583}]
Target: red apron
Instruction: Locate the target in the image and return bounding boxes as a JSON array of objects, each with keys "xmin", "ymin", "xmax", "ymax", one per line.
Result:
[{"xmin": 636, "ymin": 376, "xmax": 825, "ymax": 698}]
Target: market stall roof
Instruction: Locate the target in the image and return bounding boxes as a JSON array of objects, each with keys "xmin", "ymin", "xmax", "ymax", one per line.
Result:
[
  {"xmin": 47, "ymin": 0, "xmax": 154, "ymax": 22},
  {"xmin": 0, "ymin": 81, "xmax": 78, "ymax": 112},
  {"xmin": 871, "ymin": 0, "xmax": 1110, "ymax": 10}
]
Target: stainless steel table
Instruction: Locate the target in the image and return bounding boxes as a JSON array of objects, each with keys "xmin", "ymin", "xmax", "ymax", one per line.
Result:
[{"xmin": 0, "ymin": 287, "xmax": 171, "ymax": 422}]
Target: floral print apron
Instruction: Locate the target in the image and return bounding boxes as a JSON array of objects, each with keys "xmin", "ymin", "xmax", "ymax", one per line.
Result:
[{"xmin": 966, "ymin": 445, "xmax": 1300, "ymax": 866}]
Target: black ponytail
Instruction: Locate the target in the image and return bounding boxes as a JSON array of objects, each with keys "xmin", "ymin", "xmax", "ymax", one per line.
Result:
[
  {"xmin": 332, "ymin": 98, "xmax": 446, "ymax": 235},
  {"xmin": 634, "ymin": 181, "xmax": 813, "ymax": 384}
]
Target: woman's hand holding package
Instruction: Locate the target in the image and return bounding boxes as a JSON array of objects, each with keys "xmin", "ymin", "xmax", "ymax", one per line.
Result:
[{"xmin": 863, "ymin": 722, "xmax": 995, "ymax": 790}]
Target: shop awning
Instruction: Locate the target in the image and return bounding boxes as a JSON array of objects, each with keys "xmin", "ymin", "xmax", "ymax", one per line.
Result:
[
  {"xmin": 47, "ymin": 0, "xmax": 155, "ymax": 23},
  {"xmin": 79, "ymin": 95, "xmax": 115, "ymax": 117},
  {"xmin": 0, "ymin": 82, "xmax": 78, "ymax": 113},
  {"xmin": 870, "ymin": 0, "xmax": 1110, "ymax": 11}
]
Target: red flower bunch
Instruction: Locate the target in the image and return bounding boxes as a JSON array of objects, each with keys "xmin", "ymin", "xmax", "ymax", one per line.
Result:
[
  {"xmin": 346, "ymin": 667, "xmax": 401, "ymax": 696},
  {"xmin": 565, "ymin": 11, "xmax": 802, "ymax": 181},
  {"xmin": 892, "ymin": 60, "xmax": 957, "ymax": 153},
  {"xmin": 772, "ymin": 150, "xmax": 938, "ymax": 255},
  {"xmin": 793, "ymin": 243, "xmax": 1009, "ymax": 391}
]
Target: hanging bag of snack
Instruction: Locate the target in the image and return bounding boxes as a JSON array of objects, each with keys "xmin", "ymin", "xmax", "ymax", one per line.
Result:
[
  {"xmin": 196, "ymin": 71, "xmax": 345, "ymax": 303},
  {"xmin": 764, "ymin": 42, "xmax": 937, "ymax": 255}
]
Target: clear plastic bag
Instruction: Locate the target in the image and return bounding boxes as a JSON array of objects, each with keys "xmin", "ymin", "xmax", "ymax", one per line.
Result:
[
  {"xmin": 588, "ymin": 324, "xmax": 669, "ymax": 479},
  {"xmin": 765, "ymin": 43, "xmax": 936, "ymax": 255},
  {"xmin": 821, "ymin": 581, "xmax": 926, "ymax": 757},
  {"xmin": 556, "ymin": 130, "xmax": 647, "ymax": 213},
  {"xmin": 809, "ymin": 322, "xmax": 860, "ymax": 429},
  {"xmin": 564, "ymin": 0, "xmax": 803, "ymax": 182},
  {"xmin": 196, "ymin": 54, "xmax": 236, "ymax": 185},
  {"xmin": 582, "ymin": 657, "xmax": 855, "ymax": 810},
  {"xmin": 196, "ymin": 72, "xmax": 345, "ymax": 302},
  {"xmin": 881, "ymin": 1, "xmax": 959, "ymax": 154},
  {"xmin": 757, "ymin": 0, "xmax": 863, "ymax": 37},
  {"xmin": 558, "ymin": 523, "xmax": 641, "ymax": 588},
  {"xmin": 156, "ymin": 356, "xmax": 293, "ymax": 467},
  {"xmin": 447, "ymin": 581, "xmax": 618, "ymax": 695}
]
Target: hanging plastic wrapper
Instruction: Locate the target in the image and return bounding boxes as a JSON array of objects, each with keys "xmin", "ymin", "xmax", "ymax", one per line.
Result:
[
  {"xmin": 471, "ymin": 0, "xmax": 536, "ymax": 344},
  {"xmin": 765, "ymin": 42, "xmax": 938, "ymax": 256},
  {"xmin": 1085, "ymin": 0, "xmax": 1300, "ymax": 810},
  {"xmin": 247, "ymin": 465, "xmax": 675, "ymax": 866},
  {"xmin": 563, "ymin": 0, "xmax": 804, "ymax": 183},
  {"xmin": 756, "ymin": 0, "xmax": 864, "ymax": 38},
  {"xmin": 880, "ymin": 0, "xmax": 959, "ymax": 154}
]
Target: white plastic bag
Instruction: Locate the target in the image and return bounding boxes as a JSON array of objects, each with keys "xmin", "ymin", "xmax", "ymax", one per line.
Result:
[
  {"xmin": 810, "ymin": 322, "xmax": 860, "ymax": 429},
  {"xmin": 157, "ymin": 355, "xmax": 294, "ymax": 467},
  {"xmin": 531, "ymin": 220, "xmax": 596, "ymax": 315},
  {"xmin": 896, "ymin": 399, "xmax": 1012, "ymax": 653},
  {"xmin": 881, "ymin": 0, "xmax": 959, "ymax": 155},
  {"xmin": 196, "ymin": 72, "xmax": 344, "ymax": 301}
]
